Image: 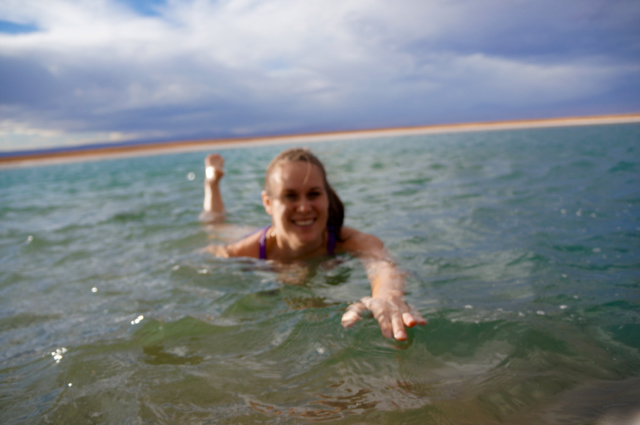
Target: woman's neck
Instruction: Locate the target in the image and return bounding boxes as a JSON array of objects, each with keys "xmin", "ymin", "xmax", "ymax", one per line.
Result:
[{"xmin": 268, "ymin": 228, "xmax": 327, "ymax": 262}]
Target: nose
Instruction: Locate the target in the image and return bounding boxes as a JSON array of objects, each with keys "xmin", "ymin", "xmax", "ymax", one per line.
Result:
[{"xmin": 297, "ymin": 196, "xmax": 311, "ymax": 212}]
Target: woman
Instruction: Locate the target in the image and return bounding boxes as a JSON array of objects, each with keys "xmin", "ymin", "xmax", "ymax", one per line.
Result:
[{"xmin": 201, "ymin": 148, "xmax": 426, "ymax": 341}]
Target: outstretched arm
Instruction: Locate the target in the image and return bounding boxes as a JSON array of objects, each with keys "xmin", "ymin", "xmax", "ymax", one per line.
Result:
[
  {"xmin": 340, "ymin": 231, "xmax": 426, "ymax": 341},
  {"xmin": 200, "ymin": 154, "xmax": 225, "ymax": 223}
]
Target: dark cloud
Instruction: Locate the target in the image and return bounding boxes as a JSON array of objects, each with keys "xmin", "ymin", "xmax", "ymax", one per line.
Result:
[
  {"xmin": 0, "ymin": 56, "xmax": 64, "ymax": 104},
  {"xmin": 395, "ymin": 1, "xmax": 640, "ymax": 61}
]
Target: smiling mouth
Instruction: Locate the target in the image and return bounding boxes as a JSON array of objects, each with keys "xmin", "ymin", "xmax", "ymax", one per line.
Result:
[{"xmin": 293, "ymin": 219, "xmax": 315, "ymax": 227}]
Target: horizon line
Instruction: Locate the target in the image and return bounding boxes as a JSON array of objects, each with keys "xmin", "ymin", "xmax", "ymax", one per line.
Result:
[{"xmin": 2, "ymin": 112, "xmax": 639, "ymax": 168}]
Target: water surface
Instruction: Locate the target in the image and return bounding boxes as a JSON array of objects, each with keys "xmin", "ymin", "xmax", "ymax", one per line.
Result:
[{"xmin": 1, "ymin": 124, "xmax": 640, "ymax": 424}]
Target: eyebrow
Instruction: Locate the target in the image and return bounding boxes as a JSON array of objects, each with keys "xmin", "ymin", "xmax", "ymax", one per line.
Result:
[
  {"xmin": 281, "ymin": 186, "xmax": 324, "ymax": 195},
  {"xmin": 283, "ymin": 185, "xmax": 323, "ymax": 190}
]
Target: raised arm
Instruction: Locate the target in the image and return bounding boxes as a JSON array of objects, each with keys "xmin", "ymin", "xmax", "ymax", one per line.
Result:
[
  {"xmin": 200, "ymin": 154, "xmax": 225, "ymax": 223},
  {"xmin": 340, "ymin": 230, "xmax": 426, "ymax": 341}
]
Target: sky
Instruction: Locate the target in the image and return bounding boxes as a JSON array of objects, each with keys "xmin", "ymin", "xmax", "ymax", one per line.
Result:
[{"xmin": 1, "ymin": 0, "xmax": 639, "ymax": 152}]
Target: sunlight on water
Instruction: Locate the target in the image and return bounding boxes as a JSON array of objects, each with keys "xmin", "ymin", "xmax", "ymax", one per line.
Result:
[
  {"xmin": 1, "ymin": 124, "xmax": 639, "ymax": 424},
  {"xmin": 50, "ymin": 347, "xmax": 67, "ymax": 364}
]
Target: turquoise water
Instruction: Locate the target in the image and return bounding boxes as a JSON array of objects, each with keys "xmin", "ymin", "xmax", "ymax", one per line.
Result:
[{"xmin": 1, "ymin": 124, "xmax": 640, "ymax": 424}]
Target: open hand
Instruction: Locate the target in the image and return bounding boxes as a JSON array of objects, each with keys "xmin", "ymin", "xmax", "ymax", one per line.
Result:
[{"xmin": 341, "ymin": 296, "xmax": 426, "ymax": 341}]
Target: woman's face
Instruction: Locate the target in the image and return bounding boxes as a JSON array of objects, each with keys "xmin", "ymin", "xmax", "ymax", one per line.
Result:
[{"xmin": 262, "ymin": 161, "xmax": 329, "ymax": 248}]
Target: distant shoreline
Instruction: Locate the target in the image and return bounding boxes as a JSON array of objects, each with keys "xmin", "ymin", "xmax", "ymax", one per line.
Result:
[{"xmin": 2, "ymin": 113, "xmax": 639, "ymax": 168}]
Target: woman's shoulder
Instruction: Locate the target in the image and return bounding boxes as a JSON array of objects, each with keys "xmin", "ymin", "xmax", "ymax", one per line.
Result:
[
  {"xmin": 337, "ymin": 226, "xmax": 384, "ymax": 253},
  {"xmin": 218, "ymin": 227, "xmax": 264, "ymax": 258}
]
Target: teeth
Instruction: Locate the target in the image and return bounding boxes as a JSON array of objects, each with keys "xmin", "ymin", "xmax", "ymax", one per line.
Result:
[{"xmin": 295, "ymin": 219, "xmax": 314, "ymax": 226}]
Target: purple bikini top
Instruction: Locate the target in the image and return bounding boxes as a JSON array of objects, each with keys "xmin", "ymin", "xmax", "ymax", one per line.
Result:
[{"xmin": 258, "ymin": 226, "xmax": 336, "ymax": 260}]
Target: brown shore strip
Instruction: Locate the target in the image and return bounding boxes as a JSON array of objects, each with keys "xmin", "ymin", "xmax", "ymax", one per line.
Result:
[{"xmin": 2, "ymin": 113, "xmax": 639, "ymax": 168}]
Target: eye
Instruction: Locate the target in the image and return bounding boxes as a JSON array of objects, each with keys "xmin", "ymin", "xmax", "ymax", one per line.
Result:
[
  {"xmin": 284, "ymin": 192, "xmax": 298, "ymax": 201},
  {"xmin": 307, "ymin": 191, "xmax": 321, "ymax": 199}
]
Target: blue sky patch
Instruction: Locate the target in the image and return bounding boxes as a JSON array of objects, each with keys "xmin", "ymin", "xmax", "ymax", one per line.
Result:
[
  {"xmin": 118, "ymin": 0, "xmax": 167, "ymax": 16},
  {"xmin": 0, "ymin": 20, "xmax": 39, "ymax": 34}
]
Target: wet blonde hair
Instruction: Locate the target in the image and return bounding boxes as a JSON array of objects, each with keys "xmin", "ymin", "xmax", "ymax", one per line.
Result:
[{"xmin": 264, "ymin": 148, "xmax": 344, "ymax": 239}]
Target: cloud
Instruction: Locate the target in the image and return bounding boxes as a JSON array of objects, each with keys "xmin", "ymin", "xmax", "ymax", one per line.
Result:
[
  {"xmin": 0, "ymin": 118, "xmax": 136, "ymax": 150},
  {"xmin": 0, "ymin": 0, "xmax": 639, "ymax": 150}
]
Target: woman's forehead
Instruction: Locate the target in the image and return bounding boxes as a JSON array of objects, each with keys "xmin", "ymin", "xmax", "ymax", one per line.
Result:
[{"xmin": 271, "ymin": 161, "xmax": 324, "ymax": 189}]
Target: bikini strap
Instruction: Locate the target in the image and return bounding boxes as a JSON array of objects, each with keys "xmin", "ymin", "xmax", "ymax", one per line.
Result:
[
  {"xmin": 327, "ymin": 226, "xmax": 336, "ymax": 256},
  {"xmin": 258, "ymin": 226, "xmax": 270, "ymax": 260}
]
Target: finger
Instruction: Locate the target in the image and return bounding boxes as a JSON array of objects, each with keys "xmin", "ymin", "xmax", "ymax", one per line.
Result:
[
  {"xmin": 341, "ymin": 302, "xmax": 367, "ymax": 328},
  {"xmin": 348, "ymin": 301, "xmax": 369, "ymax": 314},
  {"xmin": 370, "ymin": 309, "xmax": 393, "ymax": 339},
  {"xmin": 392, "ymin": 312, "xmax": 407, "ymax": 341},
  {"xmin": 367, "ymin": 298, "xmax": 398, "ymax": 339},
  {"xmin": 341, "ymin": 310, "xmax": 360, "ymax": 328},
  {"xmin": 360, "ymin": 296, "xmax": 373, "ymax": 309},
  {"xmin": 402, "ymin": 312, "xmax": 417, "ymax": 327},
  {"xmin": 408, "ymin": 307, "xmax": 427, "ymax": 326},
  {"xmin": 378, "ymin": 315, "xmax": 393, "ymax": 339}
]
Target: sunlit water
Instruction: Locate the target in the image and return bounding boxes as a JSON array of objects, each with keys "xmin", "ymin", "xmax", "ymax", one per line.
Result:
[{"xmin": 1, "ymin": 124, "xmax": 640, "ymax": 424}]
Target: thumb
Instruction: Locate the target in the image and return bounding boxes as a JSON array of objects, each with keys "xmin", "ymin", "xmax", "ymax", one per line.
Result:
[{"xmin": 341, "ymin": 301, "xmax": 369, "ymax": 328}]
